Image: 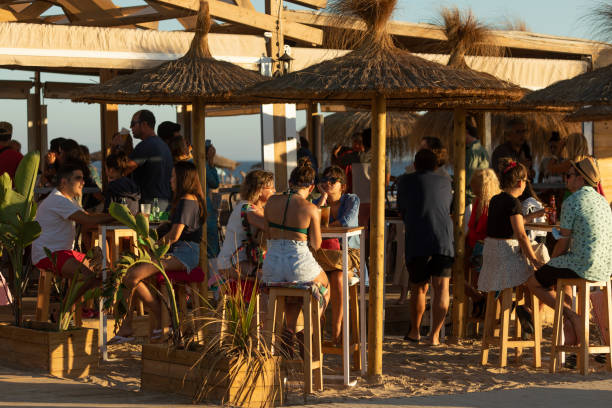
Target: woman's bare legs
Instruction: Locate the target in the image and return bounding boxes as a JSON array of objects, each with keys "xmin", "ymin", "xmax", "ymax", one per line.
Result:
[
  {"xmin": 328, "ymin": 269, "xmax": 353, "ymax": 342},
  {"xmin": 115, "ymin": 256, "xmax": 185, "ymax": 337}
]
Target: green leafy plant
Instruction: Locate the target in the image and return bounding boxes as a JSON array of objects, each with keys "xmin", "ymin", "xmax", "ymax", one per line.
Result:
[
  {"xmin": 190, "ymin": 278, "xmax": 281, "ymax": 405},
  {"xmin": 43, "ymin": 248, "xmax": 99, "ymax": 331},
  {"xmin": 0, "ymin": 151, "xmax": 41, "ymax": 326},
  {"xmin": 103, "ymin": 202, "xmax": 182, "ymax": 344}
]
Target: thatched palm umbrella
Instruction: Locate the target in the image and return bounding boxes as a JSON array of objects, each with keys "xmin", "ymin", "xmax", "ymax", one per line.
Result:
[
  {"xmin": 240, "ymin": 0, "xmax": 524, "ymax": 381},
  {"xmin": 412, "ymin": 111, "xmax": 581, "ymax": 159},
  {"xmin": 298, "ymin": 111, "xmax": 418, "ymax": 160},
  {"xmin": 521, "ymin": 65, "xmax": 612, "ymax": 109},
  {"xmin": 73, "ymin": 1, "xmax": 264, "ymax": 297},
  {"xmin": 565, "ymin": 105, "xmax": 612, "ymax": 122}
]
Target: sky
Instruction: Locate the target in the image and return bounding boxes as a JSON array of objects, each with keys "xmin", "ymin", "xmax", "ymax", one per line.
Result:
[{"xmin": 0, "ymin": 0, "xmax": 605, "ymax": 161}]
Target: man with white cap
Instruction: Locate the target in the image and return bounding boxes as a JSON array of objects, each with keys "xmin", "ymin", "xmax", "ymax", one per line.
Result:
[{"xmin": 527, "ymin": 156, "xmax": 612, "ymax": 345}]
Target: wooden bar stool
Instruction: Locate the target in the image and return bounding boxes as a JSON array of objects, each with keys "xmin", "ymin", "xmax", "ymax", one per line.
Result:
[
  {"xmin": 158, "ymin": 267, "xmax": 205, "ymax": 338},
  {"xmin": 322, "ymin": 277, "xmax": 361, "ymax": 370},
  {"xmin": 550, "ymin": 278, "xmax": 612, "ymax": 375},
  {"xmin": 264, "ymin": 286, "xmax": 323, "ymax": 397},
  {"xmin": 480, "ymin": 286, "xmax": 542, "ymax": 368},
  {"xmin": 35, "ymin": 269, "xmax": 83, "ymax": 327}
]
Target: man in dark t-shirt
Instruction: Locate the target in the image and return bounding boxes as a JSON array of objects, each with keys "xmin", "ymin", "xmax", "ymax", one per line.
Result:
[
  {"xmin": 491, "ymin": 118, "xmax": 533, "ymax": 178},
  {"xmin": 397, "ymin": 149, "xmax": 454, "ymax": 346},
  {"xmin": 113, "ymin": 110, "xmax": 173, "ymax": 211},
  {"xmin": 0, "ymin": 121, "xmax": 23, "ymax": 182}
]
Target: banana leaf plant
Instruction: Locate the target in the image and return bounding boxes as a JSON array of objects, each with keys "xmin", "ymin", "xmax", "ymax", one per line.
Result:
[
  {"xmin": 103, "ymin": 202, "xmax": 182, "ymax": 345},
  {"xmin": 0, "ymin": 152, "xmax": 41, "ymax": 327},
  {"xmin": 43, "ymin": 247, "xmax": 99, "ymax": 331}
]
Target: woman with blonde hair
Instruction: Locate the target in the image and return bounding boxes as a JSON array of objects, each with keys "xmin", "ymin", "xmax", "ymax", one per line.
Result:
[
  {"xmin": 465, "ymin": 168, "xmax": 501, "ymax": 316},
  {"xmin": 546, "ymin": 133, "xmax": 589, "ymax": 175},
  {"xmin": 217, "ymin": 169, "xmax": 275, "ymax": 278}
]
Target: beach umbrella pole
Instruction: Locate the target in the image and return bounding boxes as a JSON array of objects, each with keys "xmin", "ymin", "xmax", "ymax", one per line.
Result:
[
  {"xmin": 451, "ymin": 107, "xmax": 467, "ymax": 340},
  {"xmin": 192, "ymin": 96, "xmax": 209, "ymax": 303},
  {"xmin": 367, "ymin": 94, "xmax": 386, "ymax": 382}
]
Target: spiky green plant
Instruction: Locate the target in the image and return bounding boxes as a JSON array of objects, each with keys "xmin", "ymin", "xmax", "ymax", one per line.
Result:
[
  {"xmin": 0, "ymin": 151, "xmax": 41, "ymax": 326},
  {"xmin": 189, "ymin": 278, "xmax": 281, "ymax": 405},
  {"xmin": 103, "ymin": 202, "xmax": 182, "ymax": 345}
]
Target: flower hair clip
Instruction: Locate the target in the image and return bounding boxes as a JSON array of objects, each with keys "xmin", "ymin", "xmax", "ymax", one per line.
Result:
[{"xmin": 503, "ymin": 161, "xmax": 518, "ymax": 174}]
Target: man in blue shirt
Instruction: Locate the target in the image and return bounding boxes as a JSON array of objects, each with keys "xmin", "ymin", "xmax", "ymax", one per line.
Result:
[
  {"xmin": 114, "ymin": 110, "xmax": 173, "ymax": 211},
  {"xmin": 397, "ymin": 149, "xmax": 454, "ymax": 346}
]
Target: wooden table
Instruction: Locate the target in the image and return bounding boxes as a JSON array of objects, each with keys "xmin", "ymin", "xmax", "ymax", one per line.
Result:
[
  {"xmin": 320, "ymin": 226, "xmax": 365, "ymax": 386},
  {"xmin": 525, "ymin": 222, "xmax": 560, "ymax": 233}
]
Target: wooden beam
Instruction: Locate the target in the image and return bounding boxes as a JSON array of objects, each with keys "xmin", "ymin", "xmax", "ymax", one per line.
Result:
[
  {"xmin": 0, "ymin": 6, "xmax": 17, "ymax": 21},
  {"xmin": 0, "ymin": 80, "xmax": 33, "ymax": 99},
  {"xmin": 451, "ymin": 108, "xmax": 467, "ymax": 341},
  {"xmin": 16, "ymin": 2, "xmax": 53, "ymax": 19},
  {"xmin": 43, "ymin": 82, "xmax": 90, "ymax": 99},
  {"xmin": 284, "ymin": 0, "xmax": 326, "ymax": 10},
  {"xmin": 368, "ymin": 94, "xmax": 386, "ymax": 383},
  {"xmin": 154, "ymin": 0, "xmax": 323, "ymax": 45},
  {"xmin": 284, "ymin": 10, "xmax": 605, "ymax": 57}
]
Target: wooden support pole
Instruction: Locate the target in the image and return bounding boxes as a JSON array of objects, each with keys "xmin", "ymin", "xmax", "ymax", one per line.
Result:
[
  {"xmin": 27, "ymin": 72, "xmax": 43, "ymax": 155},
  {"xmin": 272, "ymin": 103, "xmax": 289, "ymax": 191},
  {"xmin": 265, "ymin": 0, "xmax": 284, "ymax": 75},
  {"xmin": 192, "ymin": 97, "xmax": 208, "ymax": 301},
  {"xmin": 451, "ymin": 107, "xmax": 467, "ymax": 341},
  {"xmin": 367, "ymin": 94, "xmax": 386, "ymax": 382},
  {"xmin": 306, "ymin": 102, "xmax": 316, "ymax": 148},
  {"xmin": 475, "ymin": 111, "xmax": 492, "ymax": 155},
  {"xmin": 176, "ymin": 104, "xmax": 192, "ymax": 144},
  {"xmin": 99, "ymin": 69, "xmax": 119, "ymax": 190},
  {"xmin": 305, "ymin": 102, "xmax": 322, "ymax": 171}
]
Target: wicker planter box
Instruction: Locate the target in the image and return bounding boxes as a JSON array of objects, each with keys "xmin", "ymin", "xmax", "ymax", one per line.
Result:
[
  {"xmin": 0, "ymin": 323, "xmax": 98, "ymax": 378},
  {"xmin": 141, "ymin": 344, "xmax": 282, "ymax": 408}
]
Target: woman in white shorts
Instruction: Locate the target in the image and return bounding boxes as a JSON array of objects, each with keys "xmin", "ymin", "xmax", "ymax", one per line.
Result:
[{"xmin": 262, "ymin": 163, "xmax": 330, "ymax": 338}]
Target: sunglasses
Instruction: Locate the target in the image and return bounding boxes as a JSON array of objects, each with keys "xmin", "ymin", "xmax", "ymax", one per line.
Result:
[{"xmin": 321, "ymin": 176, "xmax": 340, "ymax": 184}]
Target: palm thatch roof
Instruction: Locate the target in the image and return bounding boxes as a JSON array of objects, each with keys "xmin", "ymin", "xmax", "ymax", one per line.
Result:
[
  {"xmin": 411, "ymin": 111, "xmax": 581, "ymax": 159},
  {"xmin": 520, "ymin": 64, "xmax": 612, "ymax": 108},
  {"xmin": 73, "ymin": 1, "xmax": 264, "ymax": 105},
  {"xmin": 298, "ymin": 111, "xmax": 418, "ymax": 159},
  {"xmin": 437, "ymin": 7, "xmax": 501, "ymax": 70},
  {"xmin": 239, "ymin": 0, "xmax": 524, "ymax": 109},
  {"xmin": 565, "ymin": 105, "xmax": 612, "ymax": 122}
]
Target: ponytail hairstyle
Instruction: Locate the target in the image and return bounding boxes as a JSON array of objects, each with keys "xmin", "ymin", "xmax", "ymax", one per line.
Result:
[
  {"xmin": 498, "ymin": 157, "xmax": 527, "ymax": 189},
  {"xmin": 289, "ymin": 161, "xmax": 316, "ymax": 189}
]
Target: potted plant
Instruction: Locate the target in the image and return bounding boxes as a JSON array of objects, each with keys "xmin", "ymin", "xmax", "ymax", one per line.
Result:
[
  {"xmin": 141, "ymin": 280, "xmax": 282, "ymax": 408},
  {"xmin": 0, "ymin": 152, "xmax": 99, "ymax": 378}
]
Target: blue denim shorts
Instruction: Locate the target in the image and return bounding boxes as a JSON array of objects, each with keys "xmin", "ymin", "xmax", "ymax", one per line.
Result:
[
  {"xmin": 262, "ymin": 240, "xmax": 322, "ymax": 283},
  {"xmin": 168, "ymin": 240, "xmax": 200, "ymax": 272}
]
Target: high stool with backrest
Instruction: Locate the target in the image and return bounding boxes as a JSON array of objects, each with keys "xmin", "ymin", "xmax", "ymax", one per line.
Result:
[
  {"xmin": 322, "ymin": 276, "xmax": 361, "ymax": 370},
  {"xmin": 480, "ymin": 286, "xmax": 542, "ymax": 368},
  {"xmin": 35, "ymin": 268, "xmax": 83, "ymax": 326},
  {"xmin": 264, "ymin": 285, "xmax": 323, "ymax": 398},
  {"xmin": 550, "ymin": 278, "xmax": 612, "ymax": 374}
]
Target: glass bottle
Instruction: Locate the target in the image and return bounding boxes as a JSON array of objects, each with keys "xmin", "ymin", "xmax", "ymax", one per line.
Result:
[{"xmin": 151, "ymin": 197, "xmax": 160, "ymax": 222}]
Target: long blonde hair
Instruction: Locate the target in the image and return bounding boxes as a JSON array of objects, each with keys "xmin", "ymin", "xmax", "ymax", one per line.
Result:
[
  {"xmin": 565, "ymin": 133, "xmax": 589, "ymax": 162},
  {"xmin": 470, "ymin": 168, "xmax": 501, "ymax": 217}
]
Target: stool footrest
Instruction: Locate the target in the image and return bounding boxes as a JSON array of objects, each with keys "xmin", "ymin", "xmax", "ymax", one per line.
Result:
[
  {"xmin": 555, "ymin": 345, "xmax": 612, "ymax": 353},
  {"xmin": 322, "ymin": 344, "xmax": 360, "ymax": 354}
]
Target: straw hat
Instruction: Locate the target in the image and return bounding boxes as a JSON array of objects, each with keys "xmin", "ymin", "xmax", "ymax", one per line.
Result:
[{"xmin": 571, "ymin": 156, "xmax": 600, "ymax": 187}]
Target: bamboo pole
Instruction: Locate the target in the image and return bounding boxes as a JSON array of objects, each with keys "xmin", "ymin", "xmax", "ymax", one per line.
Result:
[
  {"xmin": 451, "ymin": 107, "xmax": 467, "ymax": 340},
  {"xmin": 192, "ymin": 97, "xmax": 208, "ymax": 301},
  {"xmin": 367, "ymin": 94, "xmax": 386, "ymax": 382}
]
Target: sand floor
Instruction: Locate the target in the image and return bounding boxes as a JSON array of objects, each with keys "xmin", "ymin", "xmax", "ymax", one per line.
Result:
[{"xmin": 79, "ymin": 332, "xmax": 612, "ymax": 405}]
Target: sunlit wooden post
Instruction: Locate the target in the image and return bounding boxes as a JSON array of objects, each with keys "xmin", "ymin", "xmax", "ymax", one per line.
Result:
[
  {"xmin": 451, "ymin": 107, "xmax": 467, "ymax": 340},
  {"xmin": 367, "ymin": 94, "xmax": 386, "ymax": 382},
  {"xmin": 192, "ymin": 96, "xmax": 208, "ymax": 300}
]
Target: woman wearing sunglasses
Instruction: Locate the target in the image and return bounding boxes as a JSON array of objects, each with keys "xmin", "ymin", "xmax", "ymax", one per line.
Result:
[{"xmin": 314, "ymin": 165, "xmax": 361, "ymax": 345}]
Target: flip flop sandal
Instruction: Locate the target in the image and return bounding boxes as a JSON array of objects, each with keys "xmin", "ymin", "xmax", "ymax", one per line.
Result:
[
  {"xmin": 107, "ymin": 335, "xmax": 135, "ymax": 345},
  {"xmin": 403, "ymin": 334, "xmax": 420, "ymax": 344}
]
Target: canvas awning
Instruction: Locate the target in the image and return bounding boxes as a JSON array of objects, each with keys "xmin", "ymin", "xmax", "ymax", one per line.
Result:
[
  {"xmin": 0, "ymin": 22, "xmax": 266, "ymax": 73},
  {"xmin": 0, "ymin": 22, "xmax": 590, "ymax": 90}
]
